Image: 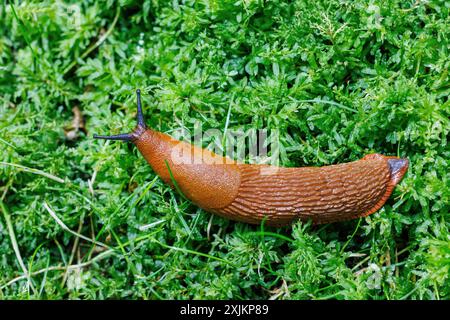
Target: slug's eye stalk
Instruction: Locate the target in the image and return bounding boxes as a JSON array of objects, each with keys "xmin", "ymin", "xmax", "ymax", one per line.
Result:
[
  {"xmin": 93, "ymin": 89, "xmax": 147, "ymax": 142},
  {"xmin": 136, "ymin": 89, "xmax": 146, "ymax": 129}
]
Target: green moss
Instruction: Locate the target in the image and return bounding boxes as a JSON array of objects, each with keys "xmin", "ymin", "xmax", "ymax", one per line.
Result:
[{"xmin": 0, "ymin": 0, "xmax": 448, "ymax": 299}]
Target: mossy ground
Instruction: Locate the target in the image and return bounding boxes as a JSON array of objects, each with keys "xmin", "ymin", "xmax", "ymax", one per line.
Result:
[{"xmin": 0, "ymin": 0, "xmax": 449, "ymax": 299}]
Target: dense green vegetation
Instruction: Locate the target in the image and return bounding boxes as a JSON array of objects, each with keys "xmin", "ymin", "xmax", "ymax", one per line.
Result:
[{"xmin": 0, "ymin": 0, "xmax": 448, "ymax": 299}]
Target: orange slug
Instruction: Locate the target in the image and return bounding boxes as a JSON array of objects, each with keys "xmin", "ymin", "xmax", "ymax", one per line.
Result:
[{"xmin": 94, "ymin": 90, "xmax": 408, "ymax": 226}]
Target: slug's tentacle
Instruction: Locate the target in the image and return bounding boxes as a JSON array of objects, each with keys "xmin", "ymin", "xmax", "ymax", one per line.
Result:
[
  {"xmin": 135, "ymin": 89, "xmax": 147, "ymax": 129},
  {"xmin": 93, "ymin": 89, "xmax": 146, "ymax": 142},
  {"xmin": 93, "ymin": 132, "xmax": 135, "ymax": 141},
  {"xmin": 94, "ymin": 90, "xmax": 409, "ymax": 226}
]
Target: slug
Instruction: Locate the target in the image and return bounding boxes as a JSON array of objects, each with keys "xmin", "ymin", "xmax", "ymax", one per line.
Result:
[{"xmin": 94, "ymin": 90, "xmax": 408, "ymax": 226}]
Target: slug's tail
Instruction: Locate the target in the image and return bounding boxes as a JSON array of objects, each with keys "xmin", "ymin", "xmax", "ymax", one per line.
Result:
[
  {"xmin": 387, "ymin": 158, "xmax": 409, "ymax": 185},
  {"xmin": 359, "ymin": 154, "xmax": 408, "ymax": 218},
  {"xmin": 362, "ymin": 153, "xmax": 409, "ymax": 184},
  {"xmin": 93, "ymin": 89, "xmax": 147, "ymax": 142}
]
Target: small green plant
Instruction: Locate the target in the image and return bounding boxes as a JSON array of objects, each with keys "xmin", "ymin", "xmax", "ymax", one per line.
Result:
[{"xmin": 0, "ymin": 0, "xmax": 448, "ymax": 299}]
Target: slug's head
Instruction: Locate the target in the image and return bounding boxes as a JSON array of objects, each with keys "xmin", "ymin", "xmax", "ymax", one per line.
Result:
[{"xmin": 93, "ymin": 89, "xmax": 147, "ymax": 142}]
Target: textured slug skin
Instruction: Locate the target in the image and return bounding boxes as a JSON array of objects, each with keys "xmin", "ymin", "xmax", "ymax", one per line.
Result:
[{"xmin": 134, "ymin": 129, "xmax": 408, "ymax": 226}]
